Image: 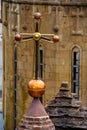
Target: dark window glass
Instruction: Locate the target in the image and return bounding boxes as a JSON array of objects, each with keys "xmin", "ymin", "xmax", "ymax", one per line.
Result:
[
  {"xmin": 39, "ymin": 47, "xmax": 43, "ymax": 102},
  {"xmin": 39, "ymin": 47, "xmax": 43, "ymax": 79},
  {"xmin": 72, "ymin": 51, "xmax": 80, "ymax": 99}
]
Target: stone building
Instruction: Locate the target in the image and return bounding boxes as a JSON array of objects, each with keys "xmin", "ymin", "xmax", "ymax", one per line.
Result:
[
  {"xmin": 46, "ymin": 82, "xmax": 87, "ymax": 130},
  {"xmin": 1, "ymin": 0, "xmax": 87, "ymax": 130}
]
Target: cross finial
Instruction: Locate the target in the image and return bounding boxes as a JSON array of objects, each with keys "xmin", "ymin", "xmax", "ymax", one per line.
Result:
[
  {"xmin": 15, "ymin": 12, "xmax": 58, "ymax": 130},
  {"xmin": 15, "ymin": 12, "xmax": 59, "ymax": 81},
  {"xmin": 15, "ymin": 12, "xmax": 59, "ymax": 43},
  {"xmin": 15, "ymin": 12, "xmax": 59, "ymax": 99}
]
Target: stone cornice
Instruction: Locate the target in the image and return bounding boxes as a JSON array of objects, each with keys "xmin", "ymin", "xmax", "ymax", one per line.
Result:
[
  {"xmin": 2, "ymin": 0, "xmax": 87, "ymax": 6},
  {"xmin": 2, "ymin": 0, "xmax": 60, "ymax": 5}
]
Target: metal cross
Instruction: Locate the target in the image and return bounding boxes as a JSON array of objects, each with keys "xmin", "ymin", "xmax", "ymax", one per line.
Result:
[{"xmin": 15, "ymin": 12, "xmax": 59, "ymax": 79}]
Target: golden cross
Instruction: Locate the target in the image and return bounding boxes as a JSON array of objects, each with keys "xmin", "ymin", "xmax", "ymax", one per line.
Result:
[{"xmin": 15, "ymin": 12, "xmax": 59, "ymax": 79}]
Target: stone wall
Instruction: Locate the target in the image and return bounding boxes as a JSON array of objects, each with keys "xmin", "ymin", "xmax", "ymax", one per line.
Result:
[{"xmin": 1, "ymin": 0, "xmax": 87, "ymax": 130}]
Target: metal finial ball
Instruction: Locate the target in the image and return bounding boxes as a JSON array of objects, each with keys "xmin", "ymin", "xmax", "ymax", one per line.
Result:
[
  {"xmin": 34, "ymin": 12, "xmax": 41, "ymax": 20},
  {"xmin": 28, "ymin": 79, "xmax": 45, "ymax": 98},
  {"xmin": 15, "ymin": 34, "xmax": 21, "ymax": 41},
  {"xmin": 53, "ymin": 35, "xmax": 59, "ymax": 42}
]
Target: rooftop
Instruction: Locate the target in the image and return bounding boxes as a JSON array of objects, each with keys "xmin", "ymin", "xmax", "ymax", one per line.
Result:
[{"xmin": 45, "ymin": 82, "xmax": 87, "ymax": 129}]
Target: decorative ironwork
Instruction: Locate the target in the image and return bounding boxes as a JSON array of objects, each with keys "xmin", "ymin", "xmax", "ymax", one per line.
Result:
[{"xmin": 15, "ymin": 12, "xmax": 59, "ymax": 79}]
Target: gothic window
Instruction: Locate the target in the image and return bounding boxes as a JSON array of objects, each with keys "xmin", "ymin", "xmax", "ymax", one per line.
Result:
[
  {"xmin": 39, "ymin": 46, "xmax": 44, "ymax": 102},
  {"xmin": 72, "ymin": 48, "xmax": 80, "ymax": 99},
  {"xmin": 39, "ymin": 46, "xmax": 44, "ymax": 79}
]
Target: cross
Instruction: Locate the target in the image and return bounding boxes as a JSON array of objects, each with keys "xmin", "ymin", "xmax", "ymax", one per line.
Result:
[
  {"xmin": 71, "ymin": 7, "xmax": 83, "ymax": 34},
  {"xmin": 14, "ymin": 12, "xmax": 59, "ymax": 130},
  {"xmin": 15, "ymin": 12, "xmax": 59, "ymax": 79}
]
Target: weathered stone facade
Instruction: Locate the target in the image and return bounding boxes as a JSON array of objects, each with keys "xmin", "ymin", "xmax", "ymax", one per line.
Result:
[
  {"xmin": 45, "ymin": 82, "xmax": 87, "ymax": 130},
  {"xmin": 1, "ymin": 0, "xmax": 87, "ymax": 130}
]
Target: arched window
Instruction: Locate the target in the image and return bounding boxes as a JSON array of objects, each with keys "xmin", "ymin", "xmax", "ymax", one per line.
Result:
[
  {"xmin": 39, "ymin": 46, "xmax": 43, "ymax": 79},
  {"xmin": 72, "ymin": 47, "xmax": 80, "ymax": 99},
  {"xmin": 39, "ymin": 46, "xmax": 44, "ymax": 102}
]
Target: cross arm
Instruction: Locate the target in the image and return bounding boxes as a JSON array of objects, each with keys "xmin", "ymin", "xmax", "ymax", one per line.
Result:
[{"xmin": 15, "ymin": 32, "xmax": 59, "ymax": 43}]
